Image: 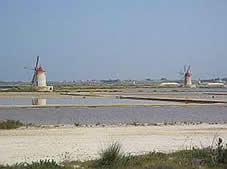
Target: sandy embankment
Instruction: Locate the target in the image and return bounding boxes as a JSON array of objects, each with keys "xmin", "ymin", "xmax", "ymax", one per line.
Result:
[{"xmin": 0, "ymin": 124, "xmax": 227, "ymax": 165}]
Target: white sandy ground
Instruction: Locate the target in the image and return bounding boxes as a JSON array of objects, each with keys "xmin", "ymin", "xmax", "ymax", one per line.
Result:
[{"xmin": 0, "ymin": 124, "xmax": 227, "ymax": 165}]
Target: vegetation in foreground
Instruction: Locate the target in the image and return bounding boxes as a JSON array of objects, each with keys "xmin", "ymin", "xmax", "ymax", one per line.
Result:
[
  {"xmin": 0, "ymin": 138, "xmax": 227, "ymax": 169},
  {"xmin": 0, "ymin": 120, "xmax": 24, "ymax": 129}
]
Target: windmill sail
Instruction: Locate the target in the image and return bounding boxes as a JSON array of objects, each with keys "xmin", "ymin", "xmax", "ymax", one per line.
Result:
[
  {"xmin": 31, "ymin": 71, "xmax": 36, "ymax": 85},
  {"xmin": 31, "ymin": 56, "xmax": 40, "ymax": 85},
  {"xmin": 187, "ymin": 65, "xmax": 191, "ymax": 73}
]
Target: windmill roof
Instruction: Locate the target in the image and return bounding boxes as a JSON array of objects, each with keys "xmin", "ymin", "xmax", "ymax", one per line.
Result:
[
  {"xmin": 36, "ymin": 66, "xmax": 45, "ymax": 73},
  {"xmin": 185, "ymin": 72, "xmax": 191, "ymax": 77}
]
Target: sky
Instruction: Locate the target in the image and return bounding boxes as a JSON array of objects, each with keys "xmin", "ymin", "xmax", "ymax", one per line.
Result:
[{"xmin": 0, "ymin": 0, "xmax": 227, "ymax": 81}]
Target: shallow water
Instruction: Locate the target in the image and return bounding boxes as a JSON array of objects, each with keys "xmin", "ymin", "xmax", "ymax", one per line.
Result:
[
  {"xmin": 0, "ymin": 105, "xmax": 226, "ymax": 125},
  {"xmin": 0, "ymin": 97, "xmax": 173, "ymax": 105}
]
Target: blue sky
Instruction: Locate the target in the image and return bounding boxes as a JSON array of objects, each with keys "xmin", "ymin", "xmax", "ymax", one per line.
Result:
[{"xmin": 0, "ymin": 0, "xmax": 227, "ymax": 81}]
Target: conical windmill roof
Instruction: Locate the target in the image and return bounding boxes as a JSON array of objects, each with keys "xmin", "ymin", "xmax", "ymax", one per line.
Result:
[
  {"xmin": 36, "ymin": 66, "xmax": 45, "ymax": 73},
  {"xmin": 185, "ymin": 72, "xmax": 191, "ymax": 77}
]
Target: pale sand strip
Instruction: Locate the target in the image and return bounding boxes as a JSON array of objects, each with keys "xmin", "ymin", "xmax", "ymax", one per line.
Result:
[
  {"xmin": 1, "ymin": 103, "xmax": 227, "ymax": 110},
  {"xmin": 0, "ymin": 124, "xmax": 227, "ymax": 165}
]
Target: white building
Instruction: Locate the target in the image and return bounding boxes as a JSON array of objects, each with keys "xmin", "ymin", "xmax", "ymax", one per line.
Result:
[
  {"xmin": 184, "ymin": 72, "xmax": 192, "ymax": 87},
  {"xmin": 33, "ymin": 66, "xmax": 53, "ymax": 92}
]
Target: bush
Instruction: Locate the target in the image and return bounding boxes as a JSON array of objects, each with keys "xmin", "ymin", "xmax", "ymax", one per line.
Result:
[
  {"xmin": 98, "ymin": 142, "xmax": 122, "ymax": 167},
  {"xmin": 214, "ymin": 137, "xmax": 227, "ymax": 164},
  {"xmin": 0, "ymin": 120, "xmax": 24, "ymax": 129},
  {"xmin": 94, "ymin": 142, "xmax": 131, "ymax": 169}
]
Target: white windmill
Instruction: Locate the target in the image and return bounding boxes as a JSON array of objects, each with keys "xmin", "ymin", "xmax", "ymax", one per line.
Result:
[
  {"xmin": 31, "ymin": 56, "xmax": 46, "ymax": 87},
  {"xmin": 183, "ymin": 65, "xmax": 192, "ymax": 87},
  {"xmin": 26, "ymin": 56, "xmax": 53, "ymax": 92}
]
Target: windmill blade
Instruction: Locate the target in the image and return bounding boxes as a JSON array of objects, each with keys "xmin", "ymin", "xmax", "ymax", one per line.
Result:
[
  {"xmin": 178, "ymin": 73, "xmax": 184, "ymax": 80},
  {"xmin": 184, "ymin": 65, "xmax": 186, "ymax": 73},
  {"xmin": 35, "ymin": 56, "xmax": 40, "ymax": 69},
  {"xmin": 179, "ymin": 71, "xmax": 184, "ymax": 76},
  {"xmin": 31, "ymin": 71, "xmax": 36, "ymax": 84},
  {"xmin": 187, "ymin": 65, "xmax": 191, "ymax": 72},
  {"xmin": 24, "ymin": 67, "xmax": 34, "ymax": 70}
]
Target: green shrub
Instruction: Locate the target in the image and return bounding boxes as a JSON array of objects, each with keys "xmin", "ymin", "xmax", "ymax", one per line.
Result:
[
  {"xmin": 98, "ymin": 142, "xmax": 122, "ymax": 168},
  {"xmin": 0, "ymin": 120, "xmax": 24, "ymax": 129},
  {"xmin": 214, "ymin": 137, "xmax": 227, "ymax": 164},
  {"xmin": 94, "ymin": 142, "xmax": 132, "ymax": 169}
]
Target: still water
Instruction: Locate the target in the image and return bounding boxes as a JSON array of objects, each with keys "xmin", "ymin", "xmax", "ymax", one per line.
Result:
[
  {"xmin": 0, "ymin": 97, "xmax": 175, "ymax": 106},
  {"xmin": 0, "ymin": 105, "xmax": 226, "ymax": 125}
]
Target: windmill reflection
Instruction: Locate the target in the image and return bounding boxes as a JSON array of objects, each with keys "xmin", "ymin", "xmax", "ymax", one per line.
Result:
[{"xmin": 32, "ymin": 98, "xmax": 47, "ymax": 106}]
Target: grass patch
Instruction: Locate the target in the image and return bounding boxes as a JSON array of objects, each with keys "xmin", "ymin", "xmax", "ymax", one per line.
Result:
[
  {"xmin": 0, "ymin": 120, "xmax": 24, "ymax": 129},
  {"xmin": 0, "ymin": 160, "xmax": 70, "ymax": 169}
]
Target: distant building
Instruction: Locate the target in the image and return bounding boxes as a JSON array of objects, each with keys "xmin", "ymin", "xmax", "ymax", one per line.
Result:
[
  {"xmin": 33, "ymin": 66, "xmax": 53, "ymax": 92},
  {"xmin": 31, "ymin": 56, "xmax": 53, "ymax": 92},
  {"xmin": 184, "ymin": 65, "xmax": 192, "ymax": 87},
  {"xmin": 160, "ymin": 82, "xmax": 181, "ymax": 87}
]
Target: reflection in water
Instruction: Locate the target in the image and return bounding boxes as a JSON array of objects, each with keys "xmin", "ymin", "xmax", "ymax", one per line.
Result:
[{"xmin": 32, "ymin": 98, "xmax": 47, "ymax": 106}]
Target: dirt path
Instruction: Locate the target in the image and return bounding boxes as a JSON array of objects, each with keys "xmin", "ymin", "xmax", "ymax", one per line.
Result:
[{"xmin": 0, "ymin": 124, "xmax": 227, "ymax": 165}]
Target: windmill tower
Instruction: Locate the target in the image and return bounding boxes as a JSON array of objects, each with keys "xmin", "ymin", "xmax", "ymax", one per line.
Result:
[
  {"xmin": 32, "ymin": 56, "xmax": 47, "ymax": 87},
  {"xmin": 30, "ymin": 56, "xmax": 53, "ymax": 92},
  {"xmin": 184, "ymin": 65, "xmax": 192, "ymax": 87}
]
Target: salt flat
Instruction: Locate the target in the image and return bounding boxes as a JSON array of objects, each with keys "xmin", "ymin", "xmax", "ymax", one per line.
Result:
[{"xmin": 0, "ymin": 124, "xmax": 227, "ymax": 165}]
